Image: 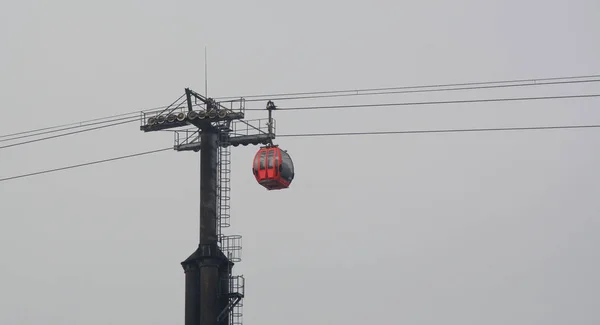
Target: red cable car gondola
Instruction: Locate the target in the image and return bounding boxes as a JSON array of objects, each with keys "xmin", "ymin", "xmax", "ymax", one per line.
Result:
[{"xmin": 252, "ymin": 145, "xmax": 295, "ymax": 190}]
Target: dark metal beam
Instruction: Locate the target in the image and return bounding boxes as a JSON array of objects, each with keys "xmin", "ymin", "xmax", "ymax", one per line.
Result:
[
  {"xmin": 182, "ymin": 247, "xmax": 202, "ymax": 325},
  {"xmin": 181, "ymin": 127, "xmax": 230, "ymax": 325},
  {"xmin": 228, "ymin": 134, "xmax": 274, "ymax": 147},
  {"xmin": 175, "ymin": 134, "xmax": 274, "ymax": 152},
  {"xmin": 140, "ymin": 120, "xmax": 189, "ymax": 132},
  {"xmin": 200, "ymin": 128, "xmax": 218, "ymax": 246},
  {"xmin": 141, "ymin": 113, "xmax": 245, "ymax": 132},
  {"xmin": 143, "ymin": 88, "xmax": 258, "ymax": 325},
  {"xmin": 186, "ymin": 88, "xmax": 194, "ymax": 112}
]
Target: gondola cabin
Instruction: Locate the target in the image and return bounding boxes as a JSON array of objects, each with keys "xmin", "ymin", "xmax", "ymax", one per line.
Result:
[{"xmin": 252, "ymin": 146, "xmax": 294, "ymax": 190}]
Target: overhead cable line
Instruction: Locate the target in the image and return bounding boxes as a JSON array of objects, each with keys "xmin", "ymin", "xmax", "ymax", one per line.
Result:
[
  {"xmin": 0, "ymin": 116, "xmax": 139, "ymax": 143},
  {"xmin": 0, "ymin": 94, "xmax": 185, "ymax": 140},
  {"xmin": 4, "ymin": 92, "xmax": 597, "ymax": 150},
  {"xmin": 0, "ymin": 147, "xmax": 172, "ymax": 182},
  {"xmin": 0, "ymin": 97, "xmax": 187, "ymax": 149},
  {"xmin": 0, "ymin": 106, "xmax": 167, "ymax": 139},
  {"xmin": 215, "ymin": 73, "xmax": 600, "ymax": 100},
  {"xmin": 239, "ymin": 78, "xmax": 600, "ymax": 102},
  {"xmin": 0, "ymin": 119, "xmax": 138, "ymax": 150},
  {"xmin": 2, "ymin": 73, "xmax": 599, "ymax": 139},
  {"xmin": 250, "ymin": 93, "xmax": 600, "ymax": 111},
  {"xmin": 2, "ymin": 123, "xmax": 599, "ymax": 183},
  {"xmin": 4, "ymin": 87, "xmax": 600, "ymax": 145},
  {"xmin": 278, "ymin": 124, "xmax": 600, "ymax": 138}
]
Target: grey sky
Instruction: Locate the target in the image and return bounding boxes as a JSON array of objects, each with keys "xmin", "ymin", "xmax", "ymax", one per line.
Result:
[{"xmin": 1, "ymin": 0, "xmax": 600, "ymax": 324}]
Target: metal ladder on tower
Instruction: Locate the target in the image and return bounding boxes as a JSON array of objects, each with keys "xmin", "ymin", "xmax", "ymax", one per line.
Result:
[
  {"xmin": 217, "ymin": 127, "xmax": 244, "ymax": 325},
  {"xmin": 217, "ymin": 130, "xmax": 232, "ymax": 240}
]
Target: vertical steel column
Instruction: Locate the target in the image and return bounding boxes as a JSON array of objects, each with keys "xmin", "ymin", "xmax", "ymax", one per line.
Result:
[
  {"xmin": 200, "ymin": 128, "xmax": 218, "ymax": 247},
  {"xmin": 199, "ymin": 128, "xmax": 219, "ymax": 325},
  {"xmin": 182, "ymin": 248, "xmax": 202, "ymax": 325},
  {"xmin": 182, "ymin": 126, "xmax": 221, "ymax": 325}
]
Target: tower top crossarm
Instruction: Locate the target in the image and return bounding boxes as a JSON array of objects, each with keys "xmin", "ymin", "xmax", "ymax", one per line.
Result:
[{"xmin": 139, "ymin": 88, "xmax": 246, "ymax": 133}]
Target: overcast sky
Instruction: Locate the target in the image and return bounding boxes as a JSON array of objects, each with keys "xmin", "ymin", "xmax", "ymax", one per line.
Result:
[{"xmin": 1, "ymin": 0, "xmax": 600, "ymax": 324}]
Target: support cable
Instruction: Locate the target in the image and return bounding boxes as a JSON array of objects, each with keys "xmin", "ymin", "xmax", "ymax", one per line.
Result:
[
  {"xmin": 1, "ymin": 124, "xmax": 599, "ymax": 183},
  {"xmin": 215, "ymin": 74, "xmax": 600, "ymax": 101},
  {"xmin": 238, "ymin": 78, "xmax": 600, "ymax": 102},
  {"xmin": 246, "ymin": 93, "xmax": 600, "ymax": 111},
  {"xmin": 0, "ymin": 116, "xmax": 140, "ymax": 143},
  {"xmin": 2, "ymin": 74, "xmax": 599, "ymax": 139},
  {"xmin": 0, "ymin": 147, "xmax": 171, "ymax": 182},
  {"xmin": 0, "ymin": 107, "xmax": 166, "ymax": 139},
  {"xmin": 0, "ymin": 118, "xmax": 138, "ymax": 150},
  {"xmin": 4, "ymin": 92, "xmax": 599, "ymax": 150},
  {"xmin": 278, "ymin": 124, "xmax": 600, "ymax": 138}
]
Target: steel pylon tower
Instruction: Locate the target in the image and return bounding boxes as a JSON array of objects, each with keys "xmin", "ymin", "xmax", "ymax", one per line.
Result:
[{"xmin": 140, "ymin": 88, "xmax": 275, "ymax": 325}]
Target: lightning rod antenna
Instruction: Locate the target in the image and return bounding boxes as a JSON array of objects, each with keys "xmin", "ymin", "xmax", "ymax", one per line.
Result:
[{"xmin": 204, "ymin": 47, "xmax": 208, "ymax": 97}]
